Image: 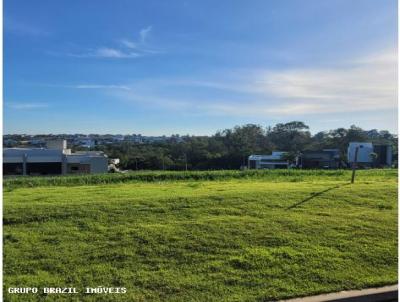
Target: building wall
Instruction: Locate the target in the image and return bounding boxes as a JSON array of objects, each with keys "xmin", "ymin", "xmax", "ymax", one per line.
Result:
[
  {"xmin": 373, "ymin": 145, "xmax": 393, "ymax": 166},
  {"xmin": 67, "ymin": 163, "xmax": 90, "ymax": 174},
  {"xmin": 248, "ymin": 159, "xmax": 289, "ymax": 169},
  {"xmin": 297, "ymin": 150, "xmax": 340, "ymax": 169},
  {"xmin": 47, "ymin": 139, "xmax": 67, "ymax": 150},
  {"xmin": 4, "ymin": 148, "xmax": 109, "ymax": 176},
  {"xmin": 386, "ymin": 146, "xmax": 393, "ymax": 166},
  {"xmin": 348, "ymin": 142, "xmax": 373, "ymax": 163},
  {"xmin": 87, "ymin": 157, "xmax": 109, "ymax": 173},
  {"xmin": 26, "ymin": 162, "xmax": 62, "ymax": 175},
  {"xmin": 3, "ymin": 163, "xmax": 23, "ymax": 175},
  {"xmin": 248, "ymin": 153, "xmax": 288, "ymax": 169}
]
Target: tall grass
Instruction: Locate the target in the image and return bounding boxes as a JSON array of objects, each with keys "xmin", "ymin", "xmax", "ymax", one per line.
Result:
[{"xmin": 3, "ymin": 169, "xmax": 397, "ymax": 189}]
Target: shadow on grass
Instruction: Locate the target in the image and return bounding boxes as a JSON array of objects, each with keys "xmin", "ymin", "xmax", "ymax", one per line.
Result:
[{"xmin": 286, "ymin": 182, "xmax": 351, "ymax": 210}]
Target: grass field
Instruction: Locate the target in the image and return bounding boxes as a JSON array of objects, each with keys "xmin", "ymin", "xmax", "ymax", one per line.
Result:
[{"xmin": 3, "ymin": 169, "xmax": 398, "ymax": 301}]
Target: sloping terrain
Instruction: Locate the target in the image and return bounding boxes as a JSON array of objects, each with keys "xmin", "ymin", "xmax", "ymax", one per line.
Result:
[{"xmin": 3, "ymin": 170, "xmax": 397, "ymax": 301}]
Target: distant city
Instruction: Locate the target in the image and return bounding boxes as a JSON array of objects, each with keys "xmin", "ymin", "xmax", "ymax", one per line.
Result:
[
  {"xmin": 3, "ymin": 134, "xmax": 188, "ymax": 148},
  {"xmin": 4, "ymin": 122, "xmax": 397, "ymax": 173}
]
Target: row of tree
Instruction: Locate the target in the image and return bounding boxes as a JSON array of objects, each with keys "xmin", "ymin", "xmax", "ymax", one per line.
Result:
[{"xmin": 88, "ymin": 121, "xmax": 397, "ymax": 170}]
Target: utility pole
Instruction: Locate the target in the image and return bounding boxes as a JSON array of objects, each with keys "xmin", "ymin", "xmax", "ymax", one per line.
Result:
[
  {"xmin": 351, "ymin": 146, "xmax": 359, "ymax": 184},
  {"xmin": 184, "ymin": 153, "xmax": 188, "ymax": 171}
]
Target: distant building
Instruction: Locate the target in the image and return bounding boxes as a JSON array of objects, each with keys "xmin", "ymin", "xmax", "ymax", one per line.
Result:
[
  {"xmin": 4, "ymin": 138, "xmax": 17, "ymax": 147},
  {"xmin": 347, "ymin": 142, "xmax": 374, "ymax": 164},
  {"xmin": 297, "ymin": 149, "xmax": 340, "ymax": 169},
  {"xmin": 248, "ymin": 152, "xmax": 289, "ymax": 169},
  {"xmin": 75, "ymin": 138, "xmax": 96, "ymax": 148},
  {"xmin": 124, "ymin": 134, "xmax": 143, "ymax": 144},
  {"xmin": 3, "ymin": 139, "xmax": 109, "ymax": 176},
  {"xmin": 113, "ymin": 135, "xmax": 124, "ymax": 142},
  {"xmin": 347, "ymin": 142, "xmax": 392, "ymax": 167},
  {"xmin": 373, "ymin": 144, "xmax": 392, "ymax": 167},
  {"xmin": 28, "ymin": 139, "xmax": 46, "ymax": 147}
]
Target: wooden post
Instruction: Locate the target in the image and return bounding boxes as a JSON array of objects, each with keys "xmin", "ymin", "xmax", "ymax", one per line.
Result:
[
  {"xmin": 22, "ymin": 153, "xmax": 27, "ymax": 176},
  {"xmin": 185, "ymin": 154, "xmax": 188, "ymax": 171},
  {"xmin": 351, "ymin": 146, "xmax": 359, "ymax": 184}
]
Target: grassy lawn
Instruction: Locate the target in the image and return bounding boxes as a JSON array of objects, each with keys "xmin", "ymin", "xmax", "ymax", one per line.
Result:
[{"xmin": 3, "ymin": 170, "xmax": 398, "ymax": 301}]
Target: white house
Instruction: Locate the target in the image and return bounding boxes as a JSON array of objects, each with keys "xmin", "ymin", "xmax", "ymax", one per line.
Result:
[
  {"xmin": 348, "ymin": 142, "xmax": 392, "ymax": 166},
  {"xmin": 347, "ymin": 142, "xmax": 374, "ymax": 164},
  {"xmin": 4, "ymin": 139, "xmax": 109, "ymax": 176},
  {"xmin": 248, "ymin": 152, "xmax": 289, "ymax": 169}
]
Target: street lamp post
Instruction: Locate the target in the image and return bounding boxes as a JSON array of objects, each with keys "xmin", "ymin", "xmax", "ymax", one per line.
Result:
[{"xmin": 351, "ymin": 146, "xmax": 359, "ymax": 184}]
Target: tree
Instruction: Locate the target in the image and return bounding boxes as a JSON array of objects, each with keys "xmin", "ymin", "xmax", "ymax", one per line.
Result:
[
  {"xmin": 347, "ymin": 125, "xmax": 368, "ymax": 142},
  {"xmin": 216, "ymin": 124, "xmax": 273, "ymax": 168},
  {"xmin": 281, "ymin": 152, "xmax": 297, "ymax": 165},
  {"xmin": 83, "ymin": 122, "xmax": 396, "ymax": 171},
  {"xmin": 267, "ymin": 121, "xmax": 311, "ymax": 153}
]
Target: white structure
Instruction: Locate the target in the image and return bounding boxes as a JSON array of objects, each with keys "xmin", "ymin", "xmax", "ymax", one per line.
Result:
[
  {"xmin": 248, "ymin": 152, "xmax": 289, "ymax": 169},
  {"xmin": 4, "ymin": 140, "xmax": 109, "ymax": 176},
  {"xmin": 76, "ymin": 138, "xmax": 95, "ymax": 148},
  {"xmin": 347, "ymin": 142, "xmax": 374, "ymax": 163},
  {"xmin": 47, "ymin": 139, "xmax": 67, "ymax": 150}
]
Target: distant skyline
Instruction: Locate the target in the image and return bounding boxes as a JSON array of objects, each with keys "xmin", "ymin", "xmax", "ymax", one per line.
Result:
[
  {"xmin": 4, "ymin": 0, "xmax": 398, "ymax": 135},
  {"xmin": 2, "ymin": 120, "xmax": 397, "ymax": 136}
]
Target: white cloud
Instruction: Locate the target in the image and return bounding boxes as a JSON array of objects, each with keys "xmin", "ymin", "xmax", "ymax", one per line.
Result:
[
  {"xmin": 254, "ymin": 49, "xmax": 397, "ymax": 115},
  {"xmin": 64, "ymin": 47, "xmax": 141, "ymax": 59},
  {"xmin": 74, "ymin": 84, "xmax": 131, "ymax": 90},
  {"xmin": 6, "ymin": 103, "xmax": 49, "ymax": 110},
  {"xmin": 120, "ymin": 26, "xmax": 158, "ymax": 54},
  {"xmin": 94, "ymin": 48, "xmax": 140, "ymax": 58},
  {"xmin": 139, "ymin": 26, "xmax": 152, "ymax": 43},
  {"xmin": 353, "ymin": 50, "xmax": 397, "ymax": 66},
  {"xmin": 120, "ymin": 39, "xmax": 137, "ymax": 49},
  {"xmin": 103, "ymin": 49, "xmax": 397, "ymax": 121},
  {"xmin": 62, "ymin": 26, "xmax": 157, "ymax": 59},
  {"xmin": 30, "ymin": 83, "xmax": 132, "ymax": 91}
]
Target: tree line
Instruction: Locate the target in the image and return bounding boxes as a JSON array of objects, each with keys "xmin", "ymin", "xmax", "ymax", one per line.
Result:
[{"xmin": 88, "ymin": 121, "xmax": 397, "ymax": 170}]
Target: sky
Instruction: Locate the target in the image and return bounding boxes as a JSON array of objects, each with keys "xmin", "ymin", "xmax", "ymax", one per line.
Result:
[{"xmin": 4, "ymin": 0, "xmax": 398, "ymax": 135}]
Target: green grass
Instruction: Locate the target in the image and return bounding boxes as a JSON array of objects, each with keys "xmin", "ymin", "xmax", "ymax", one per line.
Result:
[
  {"xmin": 4, "ymin": 168, "xmax": 397, "ymax": 189},
  {"xmin": 3, "ymin": 170, "xmax": 398, "ymax": 301}
]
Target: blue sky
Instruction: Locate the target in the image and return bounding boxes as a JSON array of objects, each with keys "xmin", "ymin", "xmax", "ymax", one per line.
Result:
[{"xmin": 4, "ymin": 0, "xmax": 398, "ymax": 135}]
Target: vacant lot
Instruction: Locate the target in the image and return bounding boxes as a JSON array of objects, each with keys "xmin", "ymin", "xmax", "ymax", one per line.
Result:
[{"xmin": 3, "ymin": 170, "xmax": 398, "ymax": 301}]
